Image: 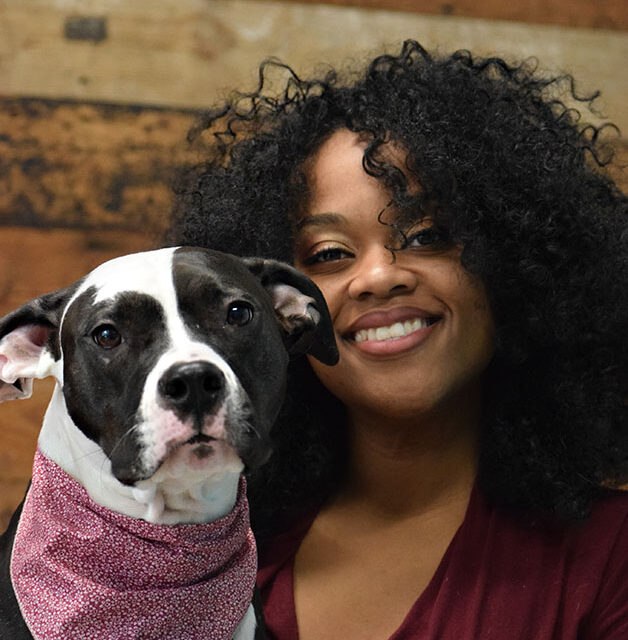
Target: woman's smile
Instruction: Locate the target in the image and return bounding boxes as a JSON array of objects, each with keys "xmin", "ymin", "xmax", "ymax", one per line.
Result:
[{"xmin": 343, "ymin": 306, "xmax": 441, "ymax": 357}]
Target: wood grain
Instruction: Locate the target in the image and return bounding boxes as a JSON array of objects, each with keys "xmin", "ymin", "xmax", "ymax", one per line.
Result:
[
  {"xmin": 0, "ymin": 1, "xmax": 626, "ymax": 134},
  {"xmin": 285, "ymin": 0, "xmax": 628, "ymax": 30},
  {"xmin": 0, "ymin": 98, "xmax": 625, "ymax": 234},
  {"xmin": 0, "ymin": 98, "xmax": 200, "ymax": 231}
]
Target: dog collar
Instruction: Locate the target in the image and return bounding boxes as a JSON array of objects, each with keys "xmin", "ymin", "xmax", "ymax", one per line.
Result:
[{"xmin": 10, "ymin": 448, "xmax": 256, "ymax": 640}]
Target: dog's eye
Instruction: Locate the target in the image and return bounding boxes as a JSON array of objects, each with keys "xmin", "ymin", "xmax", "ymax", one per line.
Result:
[
  {"xmin": 226, "ymin": 302, "xmax": 254, "ymax": 326},
  {"xmin": 92, "ymin": 324, "xmax": 122, "ymax": 349}
]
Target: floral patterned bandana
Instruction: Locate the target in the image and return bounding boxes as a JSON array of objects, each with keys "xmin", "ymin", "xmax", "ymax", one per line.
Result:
[{"xmin": 10, "ymin": 448, "xmax": 256, "ymax": 640}]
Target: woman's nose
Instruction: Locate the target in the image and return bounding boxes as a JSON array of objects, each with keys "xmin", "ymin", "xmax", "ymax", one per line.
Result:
[{"xmin": 347, "ymin": 247, "xmax": 418, "ymax": 300}]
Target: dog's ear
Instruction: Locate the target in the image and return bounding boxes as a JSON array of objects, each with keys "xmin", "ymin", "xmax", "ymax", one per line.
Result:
[
  {"xmin": 242, "ymin": 258, "xmax": 338, "ymax": 365},
  {"xmin": 0, "ymin": 287, "xmax": 74, "ymax": 402}
]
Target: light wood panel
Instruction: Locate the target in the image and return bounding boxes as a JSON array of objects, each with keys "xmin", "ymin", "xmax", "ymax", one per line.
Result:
[
  {"xmin": 287, "ymin": 0, "xmax": 628, "ymax": 30},
  {"xmin": 0, "ymin": 0, "xmax": 626, "ymax": 134}
]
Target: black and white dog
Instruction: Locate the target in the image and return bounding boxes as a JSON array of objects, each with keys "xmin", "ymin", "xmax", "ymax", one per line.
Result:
[{"xmin": 0, "ymin": 246, "xmax": 337, "ymax": 640}]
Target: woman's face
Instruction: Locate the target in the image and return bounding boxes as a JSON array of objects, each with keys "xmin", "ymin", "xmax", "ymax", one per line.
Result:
[{"xmin": 293, "ymin": 129, "xmax": 495, "ymax": 421}]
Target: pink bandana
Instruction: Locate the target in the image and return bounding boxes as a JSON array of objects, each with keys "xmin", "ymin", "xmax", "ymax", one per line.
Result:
[{"xmin": 10, "ymin": 448, "xmax": 257, "ymax": 640}]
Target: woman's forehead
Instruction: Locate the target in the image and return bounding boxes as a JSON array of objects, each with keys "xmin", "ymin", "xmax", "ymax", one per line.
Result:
[{"xmin": 303, "ymin": 128, "xmax": 419, "ymax": 197}]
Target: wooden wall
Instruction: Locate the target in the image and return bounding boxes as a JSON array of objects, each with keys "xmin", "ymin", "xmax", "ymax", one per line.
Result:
[{"xmin": 1, "ymin": 0, "xmax": 626, "ymax": 529}]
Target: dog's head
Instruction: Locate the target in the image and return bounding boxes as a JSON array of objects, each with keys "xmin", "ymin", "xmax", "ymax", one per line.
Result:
[{"xmin": 0, "ymin": 247, "xmax": 337, "ymax": 485}]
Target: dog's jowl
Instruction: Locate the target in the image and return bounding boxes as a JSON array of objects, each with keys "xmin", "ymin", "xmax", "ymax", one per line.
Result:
[{"xmin": 0, "ymin": 246, "xmax": 337, "ymax": 640}]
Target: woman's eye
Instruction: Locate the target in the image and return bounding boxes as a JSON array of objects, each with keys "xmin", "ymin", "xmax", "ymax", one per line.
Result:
[
  {"xmin": 302, "ymin": 246, "xmax": 353, "ymax": 266},
  {"xmin": 405, "ymin": 227, "xmax": 449, "ymax": 249},
  {"xmin": 92, "ymin": 325, "xmax": 122, "ymax": 349},
  {"xmin": 227, "ymin": 302, "xmax": 254, "ymax": 326}
]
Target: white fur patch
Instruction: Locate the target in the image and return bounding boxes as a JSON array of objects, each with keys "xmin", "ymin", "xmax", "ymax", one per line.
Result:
[{"xmin": 67, "ymin": 247, "xmax": 180, "ymax": 312}]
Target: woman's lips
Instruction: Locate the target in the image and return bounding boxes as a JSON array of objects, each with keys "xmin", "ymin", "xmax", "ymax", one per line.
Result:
[{"xmin": 343, "ymin": 308, "xmax": 441, "ymax": 356}]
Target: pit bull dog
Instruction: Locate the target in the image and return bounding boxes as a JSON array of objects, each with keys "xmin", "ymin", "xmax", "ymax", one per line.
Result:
[{"xmin": 0, "ymin": 246, "xmax": 338, "ymax": 640}]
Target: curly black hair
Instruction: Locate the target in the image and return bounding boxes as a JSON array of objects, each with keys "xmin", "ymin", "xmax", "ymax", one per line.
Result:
[{"xmin": 168, "ymin": 40, "xmax": 628, "ymax": 538}]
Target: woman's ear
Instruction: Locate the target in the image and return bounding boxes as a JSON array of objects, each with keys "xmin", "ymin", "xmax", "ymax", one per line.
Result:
[{"xmin": 242, "ymin": 257, "xmax": 339, "ymax": 366}]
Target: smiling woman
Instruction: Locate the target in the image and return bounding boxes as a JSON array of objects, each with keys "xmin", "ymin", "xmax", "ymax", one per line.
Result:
[
  {"xmin": 169, "ymin": 40, "xmax": 628, "ymax": 640},
  {"xmin": 294, "ymin": 129, "xmax": 494, "ymax": 426}
]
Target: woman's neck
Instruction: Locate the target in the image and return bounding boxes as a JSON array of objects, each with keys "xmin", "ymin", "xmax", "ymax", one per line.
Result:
[{"xmin": 339, "ymin": 392, "xmax": 480, "ymax": 519}]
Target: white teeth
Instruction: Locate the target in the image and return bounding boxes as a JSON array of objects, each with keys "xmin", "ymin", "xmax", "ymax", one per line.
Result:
[
  {"xmin": 390, "ymin": 322, "xmax": 405, "ymax": 338},
  {"xmin": 375, "ymin": 327, "xmax": 388, "ymax": 340},
  {"xmin": 353, "ymin": 317, "xmax": 432, "ymax": 343}
]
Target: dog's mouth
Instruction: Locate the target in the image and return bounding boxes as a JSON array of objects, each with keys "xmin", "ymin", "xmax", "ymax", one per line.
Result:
[
  {"xmin": 181, "ymin": 433, "xmax": 220, "ymax": 460},
  {"xmin": 185, "ymin": 433, "xmax": 216, "ymax": 446}
]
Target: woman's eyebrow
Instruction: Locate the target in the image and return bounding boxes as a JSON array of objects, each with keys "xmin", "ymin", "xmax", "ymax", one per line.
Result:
[{"xmin": 296, "ymin": 212, "xmax": 347, "ymax": 231}]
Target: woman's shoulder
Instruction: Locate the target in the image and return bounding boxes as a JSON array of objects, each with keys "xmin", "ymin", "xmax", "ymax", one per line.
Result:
[
  {"xmin": 580, "ymin": 488, "xmax": 628, "ymax": 535},
  {"xmin": 469, "ymin": 485, "xmax": 628, "ymax": 561},
  {"xmin": 423, "ymin": 487, "xmax": 628, "ymax": 639},
  {"xmin": 566, "ymin": 489, "xmax": 628, "ymax": 580},
  {"xmin": 563, "ymin": 490, "xmax": 628, "ymax": 637}
]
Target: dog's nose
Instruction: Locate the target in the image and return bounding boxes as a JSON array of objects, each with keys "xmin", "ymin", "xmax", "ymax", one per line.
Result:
[{"xmin": 158, "ymin": 361, "xmax": 225, "ymax": 415}]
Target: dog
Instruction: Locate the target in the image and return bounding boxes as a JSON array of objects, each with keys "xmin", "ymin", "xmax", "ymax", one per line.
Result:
[{"xmin": 0, "ymin": 246, "xmax": 337, "ymax": 640}]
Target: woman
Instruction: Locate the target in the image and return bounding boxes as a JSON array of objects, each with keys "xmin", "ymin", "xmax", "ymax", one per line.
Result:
[{"xmin": 169, "ymin": 40, "xmax": 628, "ymax": 639}]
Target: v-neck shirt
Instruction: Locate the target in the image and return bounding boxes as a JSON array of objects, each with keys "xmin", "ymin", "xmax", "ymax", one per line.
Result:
[{"xmin": 257, "ymin": 485, "xmax": 628, "ymax": 639}]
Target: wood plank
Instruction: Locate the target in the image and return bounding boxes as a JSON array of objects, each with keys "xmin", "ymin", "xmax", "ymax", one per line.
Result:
[
  {"xmin": 284, "ymin": 0, "xmax": 628, "ymax": 31},
  {"xmin": 1, "ymin": 97, "xmax": 624, "ymax": 234},
  {"xmin": 0, "ymin": 227, "xmax": 155, "ymax": 531},
  {"xmin": 0, "ymin": 0, "xmax": 626, "ymax": 134},
  {"xmin": 0, "ymin": 99, "xmax": 199, "ymax": 231}
]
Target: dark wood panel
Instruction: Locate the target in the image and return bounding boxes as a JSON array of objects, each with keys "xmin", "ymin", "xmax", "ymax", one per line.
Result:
[
  {"xmin": 287, "ymin": 0, "xmax": 628, "ymax": 30},
  {"xmin": 1, "ymin": 98, "xmax": 625, "ymax": 239},
  {"xmin": 0, "ymin": 98, "xmax": 200, "ymax": 232},
  {"xmin": 0, "ymin": 227, "xmax": 154, "ymax": 531}
]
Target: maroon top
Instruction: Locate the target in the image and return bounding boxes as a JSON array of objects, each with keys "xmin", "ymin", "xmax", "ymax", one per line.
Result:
[{"xmin": 257, "ymin": 485, "xmax": 628, "ymax": 639}]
